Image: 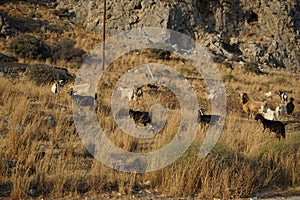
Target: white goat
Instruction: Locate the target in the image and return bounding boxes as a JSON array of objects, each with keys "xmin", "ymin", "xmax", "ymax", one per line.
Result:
[
  {"xmin": 118, "ymin": 87, "xmax": 134, "ymax": 100},
  {"xmin": 69, "ymin": 83, "xmax": 91, "ymax": 95},
  {"xmin": 262, "ymin": 108, "xmax": 276, "ymax": 121},
  {"xmin": 264, "ymin": 91, "xmax": 273, "ymax": 98}
]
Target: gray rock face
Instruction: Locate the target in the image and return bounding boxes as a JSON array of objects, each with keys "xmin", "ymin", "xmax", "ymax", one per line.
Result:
[
  {"xmin": 56, "ymin": 0, "xmax": 171, "ymax": 34},
  {"xmin": 55, "ymin": 0, "xmax": 299, "ymax": 71}
]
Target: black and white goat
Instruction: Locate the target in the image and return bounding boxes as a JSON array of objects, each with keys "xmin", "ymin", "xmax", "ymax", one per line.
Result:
[
  {"xmin": 255, "ymin": 114, "xmax": 286, "ymax": 140},
  {"xmin": 278, "ymin": 91, "xmax": 288, "ymax": 102},
  {"xmin": 197, "ymin": 109, "xmax": 221, "ymax": 125},
  {"xmin": 51, "ymin": 80, "xmax": 65, "ymax": 94},
  {"xmin": 129, "ymin": 109, "xmax": 151, "ymax": 126}
]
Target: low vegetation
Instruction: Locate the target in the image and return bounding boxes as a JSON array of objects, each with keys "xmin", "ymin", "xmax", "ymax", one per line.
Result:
[{"xmin": 8, "ymin": 34, "xmax": 52, "ymax": 61}]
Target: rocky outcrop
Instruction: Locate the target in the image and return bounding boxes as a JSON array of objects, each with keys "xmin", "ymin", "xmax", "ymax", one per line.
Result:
[{"xmin": 54, "ymin": 0, "xmax": 299, "ymax": 71}]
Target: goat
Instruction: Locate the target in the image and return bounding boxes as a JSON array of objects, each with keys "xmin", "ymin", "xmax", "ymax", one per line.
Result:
[
  {"xmin": 129, "ymin": 109, "xmax": 151, "ymax": 126},
  {"xmin": 275, "ymin": 103, "xmax": 286, "ymax": 119},
  {"xmin": 255, "ymin": 114, "xmax": 286, "ymax": 140},
  {"xmin": 278, "ymin": 91, "xmax": 288, "ymax": 102},
  {"xmin": 51, "ymin": 80, "xmax": 65, "ymax": 94},
  {"xmin": 264, "ymin": 91, "xmax": 273, "ymax": 98},
  {"xmin": 118, "ymin": 87, "xmax": 135, "ymax": 100},
  {"xmin": 133, "ymin": 86, "xmax": 143, "ymax": 99},
  {"xmin": 261, "ymin": 108, "xmax": 276, "ymax": 121},
  {"xmin": 118, "ymin": 86, "xmax": 145, "ymax": 102},
  {"xmin": 197, "ymin": 109, "xmax": 221, "ymax": 125},
  {"xmin": 240, "ymin": 92, "xmax": 266, "ymax": 119},
  {"xmin": 69, "ymin": 83, "xmax": 91, "ymax": 95},
  {"xmin": 286, "ymin": 97, "xmax": 295, "ymax": 115}
]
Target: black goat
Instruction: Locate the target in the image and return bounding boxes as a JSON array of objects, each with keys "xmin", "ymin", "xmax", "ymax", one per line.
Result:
[
  {"xmin": 286, "ymin": 97, "xmax": 295, "ymax": 115},
  {"xmin": 278, "ymin": 91, "xmax": 288, "ymax": 102},
  {"xmin": 255, "ymin": 114, "xmax": 286, "ymax": 140},
  {"xmin": 129, "ymin": 109, "xmax": 151, "ymax": 126},
  {"xmin": 197, "ymin": 109, "xmax": 221, "ymax": 125}
]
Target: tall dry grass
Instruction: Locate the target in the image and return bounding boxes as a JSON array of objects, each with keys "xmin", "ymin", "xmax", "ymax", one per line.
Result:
[
  {"xmin": 0, "ymin": 1, "xmax": 298, "ymax": 199},
  {"xmin": 0, "ymin": 51, "xmax": 299, "ymax": 200}
]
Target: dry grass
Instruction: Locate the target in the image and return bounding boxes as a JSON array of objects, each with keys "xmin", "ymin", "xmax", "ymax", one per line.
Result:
[
  {"xmin": 0, "ymin": 2, "xmax": 299, "ymax": 199},
  {"xmin": 0, "ymin": 51, "xmax": 299, "ymax": 199}
]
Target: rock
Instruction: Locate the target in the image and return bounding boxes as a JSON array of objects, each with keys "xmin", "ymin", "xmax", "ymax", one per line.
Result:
[
  {"xmin": 1, "ymin": 0, "xmax": 299, "ymax": 72},
  {"xmin": 55, "ymin": 0, "xmax": 299, "ymax": 71}
]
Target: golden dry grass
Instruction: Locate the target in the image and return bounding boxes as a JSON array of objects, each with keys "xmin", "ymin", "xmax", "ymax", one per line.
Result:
[
  {"xmin": 0, "ymin": 2, "xmax": 299, "ymax": 199},
  {"xmin": 0, "ymin": 51, "xmax": 299, "ymax": 199}
]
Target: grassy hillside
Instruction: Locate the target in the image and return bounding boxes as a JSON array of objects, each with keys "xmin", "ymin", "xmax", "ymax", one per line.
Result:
[
  {"xmin": 0, "ymin": 1, "xmax": 299, "ymax": 200},
  {"xmin": 0, "ymin": 51, "xmax": 299, "ymax": 199}
]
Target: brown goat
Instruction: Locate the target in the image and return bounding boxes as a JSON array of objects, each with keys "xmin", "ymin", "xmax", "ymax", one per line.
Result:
[{"xmin": 240, "ymin": 92, "xmax": 266, "ymax": 119}]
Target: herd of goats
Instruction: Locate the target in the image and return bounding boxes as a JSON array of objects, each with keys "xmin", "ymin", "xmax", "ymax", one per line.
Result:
[
  {"xmin": 239, "ymin": 92, "xmax": 295, "ymax": 140},
  {"xmin": 51, "ymin": 79, "xmax": 296, "ymax": 140}
]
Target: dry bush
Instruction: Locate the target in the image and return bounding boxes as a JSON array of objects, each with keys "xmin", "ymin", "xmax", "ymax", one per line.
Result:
[
  {"xmin": 51, "ymin": 38, "xmax": 86, "ymax": 65},
  {"xmin": 8, "ymin": 34, "xmax": 52, "ymax": 61},
  {"xmin": 24, "ymin": 64, "xmax": 75, "ymax": 85}
]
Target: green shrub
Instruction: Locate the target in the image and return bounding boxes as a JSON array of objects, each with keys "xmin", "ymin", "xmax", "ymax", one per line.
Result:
[{"xmin": 8, "ymin": 34, "xmax": 51, "ymax": 60}]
